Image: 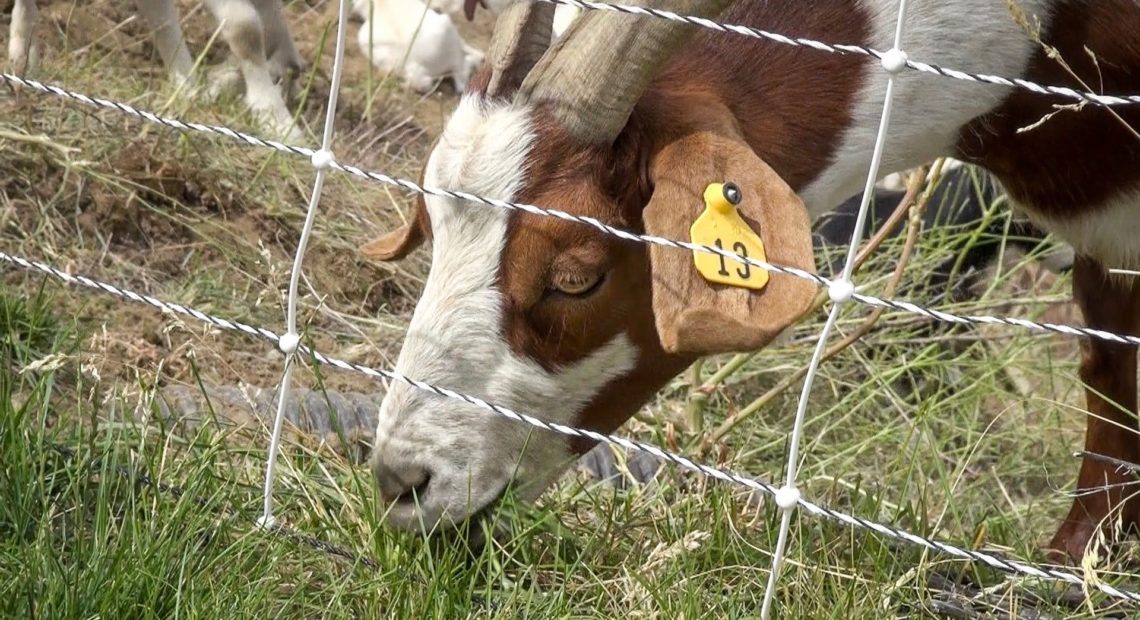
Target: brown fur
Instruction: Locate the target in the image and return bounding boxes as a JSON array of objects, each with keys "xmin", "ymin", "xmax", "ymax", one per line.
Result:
[
  {"xmin": 1049, "ymin": 257, "xmax": 1140, "ymax": 561},
  {"xmin": 954, "ymin": 0, "xmax": 1140, "ymax": 560},
  {"xmin": 497, "ymin": 104, "xmax": 818, "ymax": 447},
  {"xmin": 957, "ymin": 0, "xmax": 1140, "ymax": 213},
  {"xmin": 473, "ymin": 0, "xmax": 869, "ymax": 454}
]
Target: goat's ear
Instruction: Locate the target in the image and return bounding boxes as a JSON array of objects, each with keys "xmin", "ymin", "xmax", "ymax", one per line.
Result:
[
  {"xmin": 642, "ymin": 131, "xmax": 817, "ymax": 355},
  {"xmin": 360, "ymin": 223, "xmax": 424, "ymax": 261},
  {"xmin": 360, "ymin": 199, "xmax": 428, "ymax": 261}
]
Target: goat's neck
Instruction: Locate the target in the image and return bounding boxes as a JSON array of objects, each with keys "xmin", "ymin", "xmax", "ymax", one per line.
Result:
[{"xmin": 637, "ymin": 0, "xmax": 1061, "ymax": 216}]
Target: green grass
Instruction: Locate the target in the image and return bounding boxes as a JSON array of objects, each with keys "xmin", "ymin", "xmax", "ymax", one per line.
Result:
[
  {"xmin": 3, "ymin": 2, "xmax": 1140, "ymax": 616},
  {"xmin": 2, "ymin": 273, "xmax": 1136, "ymax": 618}
]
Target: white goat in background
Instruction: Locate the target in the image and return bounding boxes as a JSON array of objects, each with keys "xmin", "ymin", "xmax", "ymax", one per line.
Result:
[
  {"xmin": 469, "ymin": 0, "xmax": 579, "ymax": 38},
  {"xmin": 352, "ymin": 0, "xmax": 483, "ymax": 93},
  {"xmin": 6, "ymin": 0, "xmax": 304, "ymax": 142},
  {"xmin": 552, "ymin": 4, "xmax": 579, "ymax": 38}
]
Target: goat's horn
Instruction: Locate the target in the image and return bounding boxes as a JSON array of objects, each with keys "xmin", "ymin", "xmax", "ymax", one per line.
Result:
[
  {"xmin": 485, "ymin": 1, "xmax": 556, "ymax": 98},
  {"xmin": 518, "ymin": 0, "xmax": 733, "ymax": 144}
]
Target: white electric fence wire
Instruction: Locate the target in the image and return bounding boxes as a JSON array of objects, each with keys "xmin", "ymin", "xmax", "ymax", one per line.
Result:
[
  {"xmin": 531, "ymin": 0, "xmax": 1140, "ymax": 106},
  {"xmin": 5, "ymin": 248, "xmax": 1140, "ymax": 605},
  {"xmin": 259, "ymin": 0, "xmax": 351, "ymax": 530},
  {"xmin": 4, "ymin": 74, "xmax": 1140, "ymax": 347},
  {"xmin": 759, "ymin": 2, "xmax": 911, "ymax": 617}
]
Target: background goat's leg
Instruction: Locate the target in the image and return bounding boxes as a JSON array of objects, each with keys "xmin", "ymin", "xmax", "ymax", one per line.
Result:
[
  {"xmin": 134, "ymin": 0, "xmax": 195, "ymax": 85},
  {"xmin": 202, "ymin": 0, "xmax": 300, "ymax": 141},
  {"xmin": 249, "ymin": 0, "xmax": 303, "ymax": 95},
  {"xmin": 7, "ymin": 0, "xmax": 38, "ymax": 74},
  {"xmin": 1048, "ymin": 255, "xmax": 1140, "ymax": 562}
]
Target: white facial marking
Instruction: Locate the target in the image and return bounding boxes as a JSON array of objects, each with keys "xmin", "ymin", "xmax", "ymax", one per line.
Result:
[
  {"xmin": 373, "ymin": 98, "xmax": 638, "ymax": 530},
  {"xmin": 799, "ymin": 0, "xmax": 1058, "ymax": 216}
]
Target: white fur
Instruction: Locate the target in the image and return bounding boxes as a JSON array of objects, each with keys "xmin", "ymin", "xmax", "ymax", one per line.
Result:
[
  {"xmin": 800, "ymin": 0, "xmax": 1057, "ymax": 216},
  {"xmin": 428, "ymin": 0, "xmax": 466, "ymax": 15},
  {"xmin": 353, "ymin": 0, "xmax": 484, "ymax": 93},
  {"xmin": 7, "ymin": 0, "xmax": 37, "ymax": 73},
  {"xmin": 372, "ymin": 98, "xmax": 639, "ymax": 530},
  {"xmin": 552, "ymin": 4, "xmax": 581, "ymax": 39},
  {"xmin": 5, "ymin": 0, "xmax": 302, "ymax": 141},
  {"xmin": 878, "ymin": 158, "xmax": 964, "ymax": 192},
  {"xmin": 1025, "ymin": 192, "xmax": 1140, "ymax": 270}
]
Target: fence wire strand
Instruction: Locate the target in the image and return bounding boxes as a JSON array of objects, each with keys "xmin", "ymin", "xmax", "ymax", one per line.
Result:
[
  {"xmin": 4, "ymin": 249, "xmax": 1140, "ymax": 605},
  {"xmin": 761, "ymin": 2, "xmax": 910, "ymax": 615}
]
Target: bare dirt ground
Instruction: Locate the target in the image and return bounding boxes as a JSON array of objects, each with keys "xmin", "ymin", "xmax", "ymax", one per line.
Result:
[{"xmin": 1, "ymin": 0, "xmax": 503, "ymax": 403}]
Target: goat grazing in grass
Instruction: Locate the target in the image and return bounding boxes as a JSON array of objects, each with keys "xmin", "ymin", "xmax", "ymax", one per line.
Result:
[
  {"xmin": 363, "ymin": 0, "xmax": 1138, "ymax": 563},
  {"xmin": 353, "ymin": 0, "xmax": 484, "ymax": 93},
  {"xmin": 6, "ymin": 0, "xmax": 303, "ymax": 141}
]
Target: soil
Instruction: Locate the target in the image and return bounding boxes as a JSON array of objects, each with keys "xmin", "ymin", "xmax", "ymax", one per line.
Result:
[{"xmin": 0, "ymin": 0, "xmax": 499, "ymax": 401}]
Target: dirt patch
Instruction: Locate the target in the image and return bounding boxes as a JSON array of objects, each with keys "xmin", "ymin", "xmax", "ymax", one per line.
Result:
[{"xmin": 2, "ymin": 0, "xmax": 498, "ymax": 402}]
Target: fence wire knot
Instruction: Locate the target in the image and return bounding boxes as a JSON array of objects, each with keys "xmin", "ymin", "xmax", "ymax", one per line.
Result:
[
  {"xmin": 774, "ymin": 485, "xmax": 801, "ymax": 511},
  {"xmin": 310, "ymin": 148, "xmax": 335, "ymax": 170},
  {"xmin": 827, "ymin": 278, "xmax": 855, "ymax": 303},
  {"xmin": 278, "ymin": 333, "xmax": 300, "ymax": 355},
  {"xmin": 880, "ymin": 48, "xmax": 908, "ymax": 74}
]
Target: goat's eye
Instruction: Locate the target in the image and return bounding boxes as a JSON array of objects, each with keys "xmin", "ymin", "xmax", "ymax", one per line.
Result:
[{"xmin": 549, "ymin": 271, "xmax": 606, "ymax": 297}]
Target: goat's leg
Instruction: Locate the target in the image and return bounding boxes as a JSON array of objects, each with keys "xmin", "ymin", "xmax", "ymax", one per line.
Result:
[
  {"xmin": 7, "ymin": 0, "xmax": 38, "ymax": 74},
  {"xmin": 202, "ymin": 0, "xmax": 301, "ymax": 142},
  {"xmin": 248, "ymin": 0, "xmax": 302, "ymax": 96},
  {"xmin": 133, "ymin": 0, "xmax": 195, "ymax": 87},
  {"xmin": 403, "ymin": 62, "xmax": 439, "ymax": 94},
  {"xmin": 1048, "ymin": 255, "xmax": 1140, "ymax": 562}
]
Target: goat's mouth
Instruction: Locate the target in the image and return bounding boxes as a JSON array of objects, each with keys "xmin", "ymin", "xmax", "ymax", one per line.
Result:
[
  {"xmin": 440, "ymin": 482, "xmax": 512, "ymax": 553},
  {"xmin": 392, "ymin": 476, "xmax": 432, "ymax": 507},
  {"xmin": 465, "ymin": 483, "xmax": 510, "ymax": 526},
  {"xmin": 382, "ymin": 477, "xmax": 511, "ymax": 534}
]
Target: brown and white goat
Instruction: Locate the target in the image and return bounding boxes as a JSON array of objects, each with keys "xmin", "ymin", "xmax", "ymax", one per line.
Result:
[
  {"xmin": 6, "ymin": 0, "xmax": 303, "ymax": 141},
  {"xmin": 361, "ymin": 0, "xmax": 1140, "ymax": 561}
]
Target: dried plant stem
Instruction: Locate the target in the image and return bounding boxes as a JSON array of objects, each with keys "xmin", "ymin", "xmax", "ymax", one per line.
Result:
[{"xmin": 685, "ymin": 358, "xmax": 707, "ymax": 431}]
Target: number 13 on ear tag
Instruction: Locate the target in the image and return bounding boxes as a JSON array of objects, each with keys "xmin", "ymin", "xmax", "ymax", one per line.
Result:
[{"xmin": 689, "ymin": 182, "xmax": 770, "ymax": 290}]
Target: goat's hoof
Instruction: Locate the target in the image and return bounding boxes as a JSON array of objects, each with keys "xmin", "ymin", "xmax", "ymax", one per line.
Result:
[
  {"xmin": 1045, "ymin": 517, "xmax": 1108, "ymax": 566},
  {"xmin": 170, "ymin": 74, "xmax": 206, "ymax": 101},
  {"xmin": 269, "ymin": 121, "xmax": 304, "ymax": 145},
  {"xmin": 270, "ymin": 118, "xmax": 305, "ymax": 144},
  {"xmin": 206, "ymin": 66, "xmax": 244, "ymax": 101},
  {"xmin": 405, "ymin": 72, "xmax": 439, "ymax": 94}
]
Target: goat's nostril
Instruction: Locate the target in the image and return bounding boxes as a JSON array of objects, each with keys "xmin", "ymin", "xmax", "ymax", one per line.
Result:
[{"xmin": 374, "ymin": 460, "xmax": 432, "ymax": 505}]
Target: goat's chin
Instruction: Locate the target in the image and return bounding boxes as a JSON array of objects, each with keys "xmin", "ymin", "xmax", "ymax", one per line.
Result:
[{"xmin": 379, "ymin": 463, "xmax": 565, "ymax": 535}]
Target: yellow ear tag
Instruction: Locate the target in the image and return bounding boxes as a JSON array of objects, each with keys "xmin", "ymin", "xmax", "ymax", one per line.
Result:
[{"xmin": 689, "ymin": 182, "xmax": 770, "ymax": 290}]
